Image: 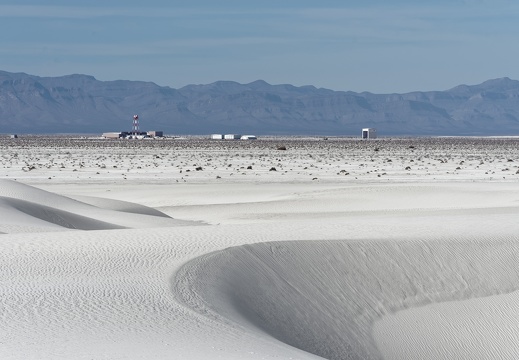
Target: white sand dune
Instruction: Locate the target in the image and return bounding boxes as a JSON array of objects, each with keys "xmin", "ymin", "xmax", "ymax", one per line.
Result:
[
  {"xmin": 0, "ymin": 179, "xmax": 197, "ymax": 233},
  {"xmin": 176, "ymin": 239, "xmax": 519, "ymax": 359},
  {"xmin": 1, "ymin": 137, "xmax": 519, "ymax": 359}
]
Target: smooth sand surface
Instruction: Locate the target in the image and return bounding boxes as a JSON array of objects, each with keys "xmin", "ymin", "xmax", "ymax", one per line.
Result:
[{"xmin": 1, "ymin": 136, "xmax": 519, "ymax": 359}]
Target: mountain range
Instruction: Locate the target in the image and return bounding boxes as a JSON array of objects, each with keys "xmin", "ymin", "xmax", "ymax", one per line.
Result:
[{"xmin": 2, "ymin": 70, "xmax": 519, "ymax": 136}]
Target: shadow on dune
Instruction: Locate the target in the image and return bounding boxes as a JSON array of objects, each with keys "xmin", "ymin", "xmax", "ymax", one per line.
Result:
[
  {"xmin": 174, "ymin": 240, "xmax": 519, "ymax": 360},
  {"xmin": 0, "ymin": 197, "xmax": 127, "ymax": 230}
]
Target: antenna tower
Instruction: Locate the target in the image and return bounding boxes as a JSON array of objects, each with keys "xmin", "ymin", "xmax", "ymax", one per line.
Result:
[{"xmin": 132, "ymin": 114, "xmax": 139, "ymax": 136}]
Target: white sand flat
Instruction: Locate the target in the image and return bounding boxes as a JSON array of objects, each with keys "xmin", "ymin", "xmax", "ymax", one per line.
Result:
[{"xmin": 1, "ymin": 137, "xmax": 519, "ymax": 359}]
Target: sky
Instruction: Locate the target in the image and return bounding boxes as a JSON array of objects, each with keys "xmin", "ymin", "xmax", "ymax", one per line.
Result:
[{"xmin": 1, "ymin": 0, "xmax": 519, "ymax": 93}]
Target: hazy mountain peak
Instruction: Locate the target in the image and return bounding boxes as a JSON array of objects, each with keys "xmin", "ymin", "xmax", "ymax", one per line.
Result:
[
  {"xmin": 478, "ymin": 77, "xmax": 519, "ymax": 90},
  {"xmin": 449, "ymin": 77, "xmax": 519, "ymax": 94},
  {"xmin": 57, "ymin": 73, "xmax": 96, "ymax": 81},
  {"xmin": 246, "ymin": 79, "xmax": 271, "ymax": 89}
]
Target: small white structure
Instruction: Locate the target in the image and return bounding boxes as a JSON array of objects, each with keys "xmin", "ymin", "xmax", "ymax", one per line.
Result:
[
  {"xmin": 102, "ymin": 132, "xmax": 123, "ymax": 139},
  {"xmin": 147, "ymin": 131, "xmax": 163, "ymax": 138},
  {"xmin": 361, "ymin": 128, "xmax": 377, "ymax": 140},
  {"xmin": 10, "ymin": 134, "xmax": 18, "ymax": 139},
  {"xmin": 240, "ymin": 135, "xmax": 257, "ymax": 140},
  {"xmin": 211, "ymin": 134, "xmax": 224, "ymax": 140},
  {"xmin": 224, "ymin": 134, "xmax": 241, "ymax": 140}
]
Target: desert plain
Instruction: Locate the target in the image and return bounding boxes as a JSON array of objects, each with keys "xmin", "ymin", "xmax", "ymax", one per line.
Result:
[{"xmin": 1, "ymin": 135, "xmax": 519, "ymax": 360}]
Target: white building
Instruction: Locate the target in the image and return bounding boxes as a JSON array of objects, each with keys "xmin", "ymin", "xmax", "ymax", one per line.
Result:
[
  {"xmin": 211, "ymin": 134, "xmax": 224, "ymax": 140},
  {"xmin": 361, "ymin": 128, "xmax": 377, "ymax": 140},
  {"xmin": 224, "ymin": 134, "xmax": 241, "ymax": 140},
  {"xmin": 240, "ymin": 135, "xmax": 257, "ymax": 140},
  {"xmin": 102, "ymin": 132, "xmax": 124, "ymax": 139}
]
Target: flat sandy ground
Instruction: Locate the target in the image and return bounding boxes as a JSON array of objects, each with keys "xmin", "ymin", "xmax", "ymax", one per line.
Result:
[{"xmin": 1, "ymin": 136, "xmax": 519, "ymax": 359}]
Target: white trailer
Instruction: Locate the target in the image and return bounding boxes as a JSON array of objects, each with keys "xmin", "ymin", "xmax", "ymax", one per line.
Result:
[{"xmin": 224, "ymin": 134, "xmax": 241, "ymax": 140}]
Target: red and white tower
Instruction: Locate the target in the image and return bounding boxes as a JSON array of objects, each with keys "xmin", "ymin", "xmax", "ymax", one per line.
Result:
[{"xmin": 132, "ymin": 114, "xmax": 139, "ymax": 136}]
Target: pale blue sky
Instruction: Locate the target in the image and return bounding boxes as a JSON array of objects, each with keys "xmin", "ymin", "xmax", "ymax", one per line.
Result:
[{"xmin": 2, "ymin": 1, "xmax": 519, "ymax": 93}]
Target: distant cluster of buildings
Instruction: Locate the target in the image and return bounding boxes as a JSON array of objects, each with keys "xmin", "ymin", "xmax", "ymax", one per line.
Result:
[
  {"xmin": 100, "ymin": 131, "xmax": 260, "ymax": 140},
  {"xmin": 211, "ymin": 134, "xmax": 257, "ymax": 140},
  {"xmin": 101, "ymin": 130, "xmax": 376, "ymax": 140},
  {"xmin": 101, "ymin": 114, "xmax": 165, "ymax": 139},
  {"xmin": 102, "ymin": 130, "xmax": 163, "ymax": 139},
  {"xmin": 99, "ymin": 114, "xmax": 377, "ymax": 140}
]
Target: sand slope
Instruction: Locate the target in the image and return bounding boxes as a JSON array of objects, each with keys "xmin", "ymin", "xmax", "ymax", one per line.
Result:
[{"xmin": 176, "ymin": 239, "xmax": 519, "ymax": 359}]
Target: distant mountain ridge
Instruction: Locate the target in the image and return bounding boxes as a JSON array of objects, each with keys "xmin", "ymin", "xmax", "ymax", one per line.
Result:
[{"xmin": 1, "ymin": 70, "xmax": 519, "ymax": 135}]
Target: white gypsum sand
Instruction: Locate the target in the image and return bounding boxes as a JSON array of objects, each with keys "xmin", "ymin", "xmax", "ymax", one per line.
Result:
[{"xmin": 0, "ymin": 136, "xmax": 519, "ymax": 359}]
